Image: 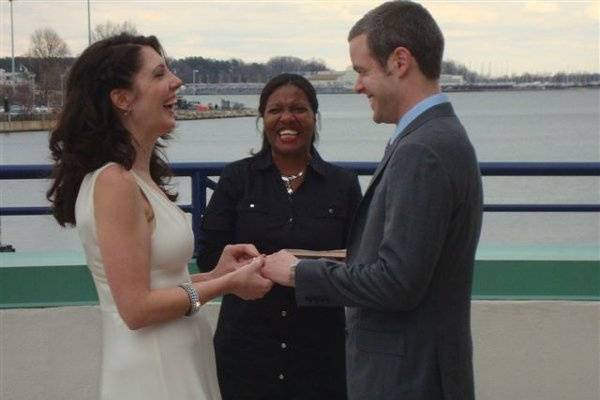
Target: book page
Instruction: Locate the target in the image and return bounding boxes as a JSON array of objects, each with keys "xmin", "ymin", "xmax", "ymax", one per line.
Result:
[{"xmin": 286, "ymin": 249, "xmax": 347, "ymax": 260}]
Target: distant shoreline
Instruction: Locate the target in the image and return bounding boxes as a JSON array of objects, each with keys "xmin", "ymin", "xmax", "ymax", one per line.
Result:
[
  {"xmin": 2, "ymin": 86, "xmax": 598, "ymax": 133},
  {"xmin": 179, "ymin": 84, "xmax": 600, "ymax": 96},
  {"xmin": 0, "ymin": 109, "xmax": 258, "ymax": 133}
]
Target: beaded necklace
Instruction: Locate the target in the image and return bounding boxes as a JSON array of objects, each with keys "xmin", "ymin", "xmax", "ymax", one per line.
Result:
[{"xmin": 281, "ymin": 170, "xmax": 305, "ymax": 195}]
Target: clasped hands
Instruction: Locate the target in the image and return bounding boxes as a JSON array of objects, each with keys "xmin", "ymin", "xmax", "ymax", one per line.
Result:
[{"xmin": 214, "ymin": 244, "xmax": 298, "ymax": 300}]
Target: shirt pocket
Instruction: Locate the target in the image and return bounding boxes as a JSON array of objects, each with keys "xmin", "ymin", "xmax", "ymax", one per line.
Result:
[
  {"xmin": 235, "ymin": 199, "xmax": 285, "ymax": 230},
  {"xmin": 201, "ymin": 211, "xmax": 234, "ymax": 231},
  {"xmin": 308, "ymin": 203, "xmax": 348, "ymax": 224},
  {"xmin": 304, "ymin": 203, "xmax": 349, "ymax": 244},
  {"xmin": 310, "ymin": 203, "xmax": 348, "ymax": 220}
]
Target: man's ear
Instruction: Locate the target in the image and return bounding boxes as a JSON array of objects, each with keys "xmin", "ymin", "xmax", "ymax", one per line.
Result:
[
  {"xmin": 387, "ymin": 46, "xmax": 412, "ymax": 77},
  {"xmin": 110, "ymin": 88, "xmax": 133, "ymax": 114}
]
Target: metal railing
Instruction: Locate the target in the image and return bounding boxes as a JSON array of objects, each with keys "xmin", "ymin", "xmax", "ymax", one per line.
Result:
[{"xmin": 1, "ymin": 162, "xmax": 599, "ymax": 251}]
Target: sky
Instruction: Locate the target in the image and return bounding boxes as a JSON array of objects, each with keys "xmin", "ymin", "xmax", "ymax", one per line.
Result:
[{"xmin": 1, "ymin": 0, "xmax": 598, "ymax": 77}]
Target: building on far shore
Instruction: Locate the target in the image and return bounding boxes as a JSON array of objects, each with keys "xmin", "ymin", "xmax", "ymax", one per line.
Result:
[
  {"xmin": 306, "ymin": 69, "xmax": 466, "ymax": 92},
  {"xmin": 178, "ymin": 68, "xmax": 472, "ymax": 95},
  {"xmin": 440, "ymin": 74, "xmax": 465, "ymax": 86},
  {"xmin": 0, "ymin": 68, "xmax": 34, "ymax": 86},
  {"xmin": 178, "ymin": 68, "xmax": 599, "ymax": 96},
  {"xmin": 0, "ymin": 68, "xmax": 36, "ymax": 113}
]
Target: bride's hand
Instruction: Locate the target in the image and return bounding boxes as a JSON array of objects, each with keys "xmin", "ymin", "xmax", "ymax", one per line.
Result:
[
  {"xmin": 213, "ymin": 244, "xmax": 260, "ymax": 278},
  {"xmin": 228, "ymin": 256, "xmax": 273, "ymax": 300}
]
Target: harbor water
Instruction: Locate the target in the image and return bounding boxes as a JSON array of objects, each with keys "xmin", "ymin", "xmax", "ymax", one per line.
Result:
[{"xmin": 0, "ymin": 89, "xmax": 599, "ymax": 254}]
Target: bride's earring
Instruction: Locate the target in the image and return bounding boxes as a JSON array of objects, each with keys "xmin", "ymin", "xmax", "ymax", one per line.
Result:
[{"xmin": 120, "ymin": 106, "xmax": 132, "ymax": 117}]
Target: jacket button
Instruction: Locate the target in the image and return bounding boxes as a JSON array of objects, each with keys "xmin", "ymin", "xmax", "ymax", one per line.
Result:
[
  {"xmin": 278, "ymin": 373, "xmax": 285, "ymax": 380},
  {"xmin": 288, "ymin": 217, "xmax": 294, "ymax": 223},
  {"xmin": 328, "ymin": 207, "xmax": 334, "ymax": 214},
  {"xmin": 249, "ymin": 203, "xmax": 255, "ymax": 208},
  {"xmin": 281, "ymin": 342, "xmax": 287, "ymax": 349},
  {"xmin": 281, "ymin": 310, "xmax": 287, "ymax": 317}
]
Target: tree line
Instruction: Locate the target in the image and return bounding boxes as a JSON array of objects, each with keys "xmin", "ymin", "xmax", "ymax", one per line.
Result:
[
  {"xmin": 169, "ymin": 56, "xmax": 328, "ymax": 84},
  {"xmin": 1, "ymin": 24, "xmax": 598, "ymax": 108},
  {"xmin": 0, "ymin": 24, "xmax": 331, "ymax": 106}
]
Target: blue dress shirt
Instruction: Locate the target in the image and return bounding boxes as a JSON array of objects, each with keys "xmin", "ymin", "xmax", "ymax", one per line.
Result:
[{"xmin": 390, "ymin": 93, "xmax": 450, "ymax": 145}]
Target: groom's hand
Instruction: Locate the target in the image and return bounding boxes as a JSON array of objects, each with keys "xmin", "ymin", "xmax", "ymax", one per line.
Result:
[
  {"xmin": 228, "ymin": 255, "xmax": 273, "ymax": 300},
  {"xmin": 263, "ymin": 250, "xmax": 298, "ymax": 287}
]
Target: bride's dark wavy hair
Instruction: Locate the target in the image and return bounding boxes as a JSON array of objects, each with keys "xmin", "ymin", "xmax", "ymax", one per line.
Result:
[{"xmin": 47, "ymin": 33, "xmax": 177, "ymax": 226}]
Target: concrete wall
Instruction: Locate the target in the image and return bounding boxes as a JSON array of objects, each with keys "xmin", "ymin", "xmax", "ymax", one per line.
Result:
[
  {"xmin": 1, "ymin": 301, "xmax": 598, "ymax": 400},
  {"xmin": 0, "ymin": 119, "xmax": 54, "ymax": 133}
]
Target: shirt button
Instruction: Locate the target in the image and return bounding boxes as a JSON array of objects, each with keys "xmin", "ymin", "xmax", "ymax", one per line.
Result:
[
  {"xmin": 281, "ymin": 342, "xmax": 287, "ymax": 349},
  {"xmin": 281, "ymin": 310, "xmax": 287, "ymax": 317},
  {"xmin": 278, "ymin": 373, "xmax": 285, "ymax": 380},
  {"xmin": 249, "ymin": 203, "xmax": 255, "ymax": 208},
  {"xmin": 288, "ymin": 217, "xmax": 294, "ymax": 223},
  {"xmin": 328, "ymin": 207, "xmax": 334, "ymax": 214}
]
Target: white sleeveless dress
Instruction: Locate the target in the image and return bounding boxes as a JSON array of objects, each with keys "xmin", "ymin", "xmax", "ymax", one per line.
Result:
[{"xmin": 75, "ymin": 163, "xmax": 222, "ymax": 400}]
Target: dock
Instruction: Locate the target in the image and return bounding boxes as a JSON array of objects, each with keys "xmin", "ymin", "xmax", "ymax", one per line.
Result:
[
  {"xmin": 0, "ymin": 109, "xmax": 258, "ymax": 133},
  {"xmin": 175, "ymin": 108, "xmax": 257, "ymax": 120}
]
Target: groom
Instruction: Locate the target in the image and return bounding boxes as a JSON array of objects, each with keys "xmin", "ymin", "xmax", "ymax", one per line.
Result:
[{"xmin": 262, "ymin": 1, "xmax": 483, "ymax": 399}]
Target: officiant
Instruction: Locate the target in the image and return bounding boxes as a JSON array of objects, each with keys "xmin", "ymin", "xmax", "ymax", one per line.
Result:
[{"xmin": 196, "ymin": 73, "xmax": 361, "ymax": 400}]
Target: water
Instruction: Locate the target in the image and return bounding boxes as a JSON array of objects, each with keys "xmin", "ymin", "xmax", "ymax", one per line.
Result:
[{"xmin": 1, "ymin": 89, "xmax": 599, "ymax": 254}]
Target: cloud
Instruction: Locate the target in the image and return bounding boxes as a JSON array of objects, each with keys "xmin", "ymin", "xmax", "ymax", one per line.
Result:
[
  {"xmin": 584, "ymin": 1, "xmax": 600, "ymax": 20},
  {"xmin": 0, "ymin": 0, "xmax": 597, "ymax": 74},
  {"xmin": 523, "ymin": 1, "xmax": 560, "ymax": 14}
]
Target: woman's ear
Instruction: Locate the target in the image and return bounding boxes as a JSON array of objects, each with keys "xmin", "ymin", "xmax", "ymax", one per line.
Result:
[{"xmin": 110, "ymin": 88, "xmax": 133, "ymax": 114}]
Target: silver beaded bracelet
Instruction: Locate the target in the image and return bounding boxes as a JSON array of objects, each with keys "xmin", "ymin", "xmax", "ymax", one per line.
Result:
[{"xmin": 178, "ymin": 282, "xmax": 201, "ymax": 316}]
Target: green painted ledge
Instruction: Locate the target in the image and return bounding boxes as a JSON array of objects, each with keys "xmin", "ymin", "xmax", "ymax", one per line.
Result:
[{"xmin": 1, "ymin": 247, "xmax": 599, "ymax": 308}]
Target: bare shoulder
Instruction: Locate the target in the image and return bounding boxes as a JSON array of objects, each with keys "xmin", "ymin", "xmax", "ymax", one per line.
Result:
[
  {"xmin": 96, "ymin": 164, "xmax": 137, "ymax": 194},
  {"xmin": 94, "ymin": 164, "xmax": 143, "ymax": 212}
]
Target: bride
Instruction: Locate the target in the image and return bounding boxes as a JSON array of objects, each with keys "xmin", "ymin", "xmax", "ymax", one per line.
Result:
[{"xmin": 46, "ymin": 33, "xmax": 273, "ymax": 400}]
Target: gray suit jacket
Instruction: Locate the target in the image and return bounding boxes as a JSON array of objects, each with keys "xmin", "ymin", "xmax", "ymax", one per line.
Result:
[{"xmin": 296, "ymin": 103, "xmax": 482, "ymax": 400}]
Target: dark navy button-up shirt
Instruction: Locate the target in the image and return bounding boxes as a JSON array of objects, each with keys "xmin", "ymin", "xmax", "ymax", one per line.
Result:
[{"xmin": 197, "ymin": 149, "xmax": 361, "ymax": 400}]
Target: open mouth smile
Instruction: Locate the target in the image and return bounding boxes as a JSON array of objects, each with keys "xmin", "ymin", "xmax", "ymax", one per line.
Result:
[
  {"xmin": 163, "ymin": 98, "xmax": 177, "ymax": 113},
  {"xmin": 279, "ymin": 129, "xmax": 299, "ymax": 137},
  {"xmin": 277, "ymin": 128, "xmax": 300, "ymax": 143}
]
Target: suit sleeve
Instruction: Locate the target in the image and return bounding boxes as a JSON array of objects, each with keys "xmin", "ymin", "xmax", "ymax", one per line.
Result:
[
  {"xmin": 196, "ymin": 166, "xmax": 239, "ymax": 272},
  {"xmin": 296, "ymin": 143, "xmax": 453, "ymax": 311}
]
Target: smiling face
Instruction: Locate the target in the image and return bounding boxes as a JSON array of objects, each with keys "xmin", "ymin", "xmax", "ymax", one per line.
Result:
[
  {"xmin": 263, "ymin": 84, "xmax": 315, "ymax": 158},
  {"xmin": 125, "ymin": 45, "xmax": 182, "ymax": 136},
  {"xmin": 350, "ymin": 33, "xmax": 401, "ymax": 124}
]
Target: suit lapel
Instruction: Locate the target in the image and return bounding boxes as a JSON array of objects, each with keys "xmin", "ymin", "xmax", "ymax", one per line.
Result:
[
  {"xmin": 362, "ymin": 102, "xmax": 456, "ymax": 198},
  {"xmin": 347, "ymin": 102, "xmax": 456, "ymax": 261}
]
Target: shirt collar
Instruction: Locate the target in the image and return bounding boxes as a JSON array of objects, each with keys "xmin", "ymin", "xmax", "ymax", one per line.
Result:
[
  {"xmin": 391, "ymin": 93, "xmax": 450, "ymax": 145},
  {"xmin": 307, "ymin": 149, "xmax": 327, "ymax": 176},
  {"xmin": 253, "ymin": 150, "xmax": 272, "ymax": 170},
  {"xmin": 253, "ymin": 147, "xmax": 327, "ymax": 177}
]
